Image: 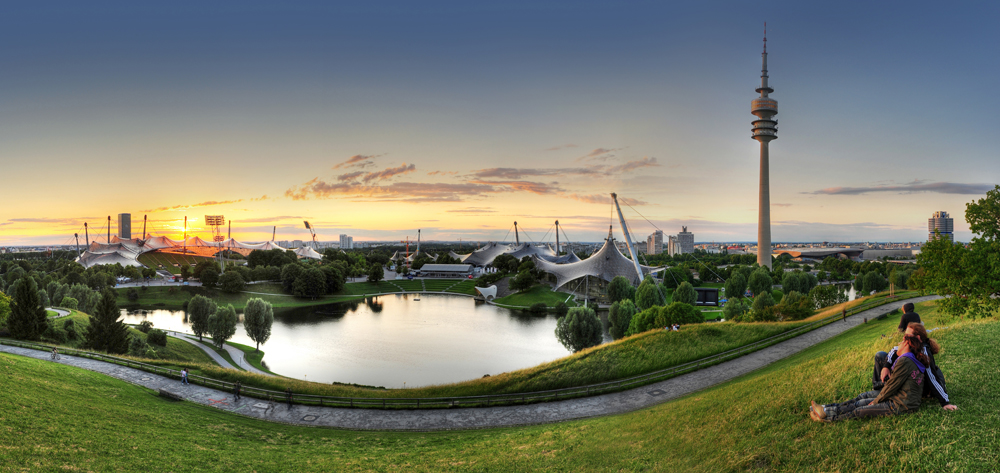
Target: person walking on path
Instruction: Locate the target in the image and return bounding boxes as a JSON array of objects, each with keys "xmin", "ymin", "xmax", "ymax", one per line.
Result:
[
  {"xmin": 181, "ymin": 368, "xmax": 189, "ymax": 385},
  {"xmin": 842, "ymin": 307, "xmax": 847, "ymax": 322},
  {"xmin": 897, "ymin": 302, "xmax": 922, "ymax": 333},
  {"xmin": 233, "ymin": 381, "xmax": 241, "ymax": 401},
  {"xmin": 286, "ymin": 387, "xmax": 293, "ymax": 407}
]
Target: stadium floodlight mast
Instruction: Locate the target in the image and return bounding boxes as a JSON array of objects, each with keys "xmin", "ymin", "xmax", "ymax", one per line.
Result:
[
  {"xmin": 304, "ymin": 221, "xmax": 317, "ymax": 249},
  {"xmin": 205, "ymin": 215, "xmax": 225, "ymax": 272}
]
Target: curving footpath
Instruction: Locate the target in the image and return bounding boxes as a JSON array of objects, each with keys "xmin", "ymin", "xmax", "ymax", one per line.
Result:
[
  {"xmin": 2, "ymin": 295, "xmax": 940, "ymax": 431},
  {"xmin": 163, "ymin": 330, "xmax": 273, "ymax": 376}
]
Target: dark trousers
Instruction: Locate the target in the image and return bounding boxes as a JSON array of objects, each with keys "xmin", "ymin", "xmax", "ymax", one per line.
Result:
[
  {"xmin": 872, "ymin": 351, "xmax": 890, "ymax": 391},
  {"xmin": 826, "ymin": 390, "xmax": 905, "ymax": 421}
]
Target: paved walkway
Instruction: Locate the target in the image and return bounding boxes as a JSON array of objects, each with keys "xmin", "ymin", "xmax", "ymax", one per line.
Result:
[
  {"xmin": 1, "ymin": 295, "xmax": 939, "ymax": 431},
  {"xmin": 45, "ymin": 308, "xmax": 71, "ymax": 319},
  {"xmin": 163, "ymin": 330, "xmax": 273, "ymax": 376}
]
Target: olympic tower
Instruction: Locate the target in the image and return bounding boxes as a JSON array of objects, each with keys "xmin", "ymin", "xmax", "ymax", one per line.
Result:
[{"xmin": 751, "ymin": 25, "xmax": 777, "ymax": 269}]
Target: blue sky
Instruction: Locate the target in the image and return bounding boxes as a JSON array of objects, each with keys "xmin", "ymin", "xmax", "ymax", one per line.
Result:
[{"xmin": 1, "ymin": 1, "xmax": 997, "ymax": 245}]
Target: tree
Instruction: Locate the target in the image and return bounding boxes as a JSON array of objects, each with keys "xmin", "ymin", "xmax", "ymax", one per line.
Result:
[
  {"xmin": 179, "ymin": 265, "xmax": 191, "ymax": 282},
  {"xmin": 321, "ymin": 265, "xmax": 345, "ymax": 293},
  {"xmin": 218, "ymin": 271, "xmax": 246, "ymax": 294},
  {"xmin": 509, "ymin": 270, "xmax": 536, "ymax": 292},
  {"xmin": 724, "ymin": 272, "xmax": 747, "ymax": 300},
  {"xmin": 809, "ymin": 284, "xmax": 847, "ymax": 309},
  {"xmin": 84, "ymin": 288, "xmax": 130, "ymax": 354},
  {"xmin": 243, "ymin": 298, "xmax": 274, "ymax": 353},
  {"xmin": 293, "ymin": 267, "xmax": 326, "ymax": 299},
  {"xmin": 749, "ymin": 292, "xmax": 777, "ymax": 322},
  {"xmin": 608, "ymin": 299, "xmax": 637, "ymax": 339},
  {"xmin": 367, "ymin": 263, "xmax": 384, "ymax": 284},
  {"xmin": 773, "ymin": 291, "xmax": 813, "ymax": 321},
  {"xmin": 634, "ymin": 276, "xmax": 664, "ymax": 311},
  {"xmin": 747, "ymin": 268, "xmax": 772, "ymax": 297},
  {"xmin": 862, "ymin": 271, "xmax": 887, "ymax": 295},
  {"xmin": 280, "ymin": 263, "xmax": 303, "ymax": 292},
  {"xmin": 187, "ymin": 294, "xmax": 217, "ymax": 341},
  {"xmin": 555, "ymin": 307, "xmax": 603, "ymax": 352},
  {"xmin": 208, "ymin": 304, "xmax": 238, "ymax": 349},
  {"xmin": 673, "ymin": 281, "xmax": 697, "ymax": 306},
  {"xmin": 200, "ymin": 266, "xmax": 220, "ymax": 287},
  {"xmin": 607, "ymin": 276, "xmax": 634, "ymax": 304},
  {"xmin": 723, "ymin": 298, "xmax": 747, "ymax": 321},
  {"xmin": 626, "ymin": 302, "xmax": 703, "ymax": 335},
  {"xmin": 8, "ymin": 277, "xmax": 46, "ymax": 340}
]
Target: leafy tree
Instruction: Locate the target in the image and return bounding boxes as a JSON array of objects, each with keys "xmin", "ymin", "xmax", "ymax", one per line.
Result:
[
  {"xmin": 673, "ymin": 281, "xmax": 697, "ymax": 306},
  {"xmin": 608, "ymin": 299, "xmax": 637, "ymax": 339},
  {"xmin": 724, "ymin": 272, "xmax": 747, "ymax": 300},
  {"xmin": 293, "ymin": 267, "xmax": 326, "ymax": 299},
  {"xmin": 243, "ymin": 297, "xmax": 274, "ymax": 352},
  {"xmin": 634, "ymin": 276, "xmax": 664, "ymax": 311},
  {"xmin": 723, "ymin": 298, "xmax": 747, "ymax": 321},
  {"xmin": 367, "ymin": 263, "xmax": 384, "ymax": 284},
  {"xmin": 809, "ymin": 284, "xmax": 847, "ymax": 309},
  {"xmin": 208, "ymin": 304, "xmax": 238, "ymax": 349},
  {"xmin": 200, "ymin": 266, "xmax": 220, "ymax": 287},
  {"xmin": 862, "ymin": 271, "xmax": 887, "ymax": 295},
  {"xmin": 491, "ymin": 254, "xmax": 519, "ymax": 274},
  {"xmin": 555, "ymin": 307, "xmax": 603, "ymax": 352},
  {"xmin": 84, "ymin": 289, "xmax": 130, "ymax": 354},
  {"xmin": 626, "ymin": 302, "xmax": 703, "ymax": 335},
  {"xmin": 411, "ymin": 254, "xmax": 433, "ymax": 270},
  {"xmin": 748, "ymin": 292, "xmax": 776, "ymax": 322},
  {"xmin": 321, "ymin": 265, "xmax": 345, "ymax": 293},
  {"xmin": 280, "ymin": 263, "xmax": 303, "ymax": 292},
  {"xmin": 773, "ymin": 291, "xmax": 813, "ymax": 321},
  {"xmin": 59, "ymin": 296, "xmax": 78, "ymax": 311},
  {"xmin": 147, "ymin": 329, "xmax": 167, "ymax": 347},
  {"xmin": 179, "ymin": 265, "xmax": 192, "ymax": 282},
  {"xmin": 607, "ymin": 276, "xmax": 634, "ymax": 304},
  {"xmin": 218, "ymin": 271, "xmax": 246, "ymax": 294},
  {"xmin": 128, "ymin": 335, "xmax": 151, "ymax": 357},
  {"xmin": 509, "ymin": 270, "xmax": 536, "ymax": 292},
  {"xmin": 747, "ymin": 268, "xmax": 772, "ymax": 297},
  {"xmin": 187, "ymin": 294, "xmax": 217, "ymax": 341}
]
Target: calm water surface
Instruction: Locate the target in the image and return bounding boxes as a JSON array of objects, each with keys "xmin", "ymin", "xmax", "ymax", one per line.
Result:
[{"xmin": 121, "ymin": 294, "xmax": 575, "ymax": 388}]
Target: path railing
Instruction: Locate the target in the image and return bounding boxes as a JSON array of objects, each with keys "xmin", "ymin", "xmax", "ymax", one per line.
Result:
[{"xmin": 1, "ymin": 293, "xmax": 916, "ymax": 410}]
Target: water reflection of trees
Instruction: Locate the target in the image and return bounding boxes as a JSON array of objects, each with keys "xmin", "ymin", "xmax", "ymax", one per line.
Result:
[{"xmin": 366, "ymin": 296, "xmax": 383, "ymax": 313}]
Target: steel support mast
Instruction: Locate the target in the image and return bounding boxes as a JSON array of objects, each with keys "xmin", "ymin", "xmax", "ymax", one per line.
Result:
[{"xmin": 611, "ymin": 193, "xmax": 644, "ymax": 284}]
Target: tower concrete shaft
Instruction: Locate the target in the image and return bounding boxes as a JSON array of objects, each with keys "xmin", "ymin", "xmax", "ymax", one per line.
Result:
[{"xmin": 751, "ymin": 25, "xmax": 777, "ymax": 269}]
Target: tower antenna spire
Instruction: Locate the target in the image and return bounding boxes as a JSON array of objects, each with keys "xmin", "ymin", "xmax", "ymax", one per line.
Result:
[
  {"xmin": 763, "ymin": 22, "xmax": 767, "ymax": 54},
  {"xmin": 751, "ymin": 26, "xmax": 778, "ymax": 270}
]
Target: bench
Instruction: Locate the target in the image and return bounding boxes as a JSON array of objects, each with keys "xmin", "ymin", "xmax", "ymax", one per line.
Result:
[{"xmin": 159, "ymin": 389, "xmax": 184, "ymax": 401}]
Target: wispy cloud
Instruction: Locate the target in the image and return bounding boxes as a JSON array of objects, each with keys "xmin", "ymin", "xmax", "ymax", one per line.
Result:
[
  {"xmin": 142, "ymin": 200, "xmax": 244, "ymax": 212},
  {"xmin": 333, "ymin": 154, "xmax": 381, "ymax": 169},
  {"xmin": 470, "ymin": 167, "xmax": 596, "ymax": 179},
  {"xmin": 605, "ymin": 157, "xmax": 659, "ymax": 174},
  {"xmin": 428, "ymin": 170, "xmax": 458, "ymax": 176},
  {"xmin": 544, "ymin": 144, "xmax": 578, "ymax": 151},
  {"xmin": 447, "ymin": 207, "xmax": 497, "ymax": 214},
  {"xmin": 466, "ymin": 179, "xmax": 564, "ymax": 195},
  {"xmin": 285, "ymin": 179, "xmax": 498, "ymax": 203},
  {"xmin": 362, "ymin": 163, "xmax": 416, "ymax": 183},
  {"xmin": 576, "ymin": 147, "xmax": 626, "ymax": 163},
  {"xmin": 807, "ymin": 181, "xmax": 994, "ymax": 195}
]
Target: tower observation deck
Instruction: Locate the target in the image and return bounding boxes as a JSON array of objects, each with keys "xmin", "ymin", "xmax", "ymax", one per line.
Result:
[{"xmin": 752, "ymin": 25, "xmax": 777, "ymax": 269}]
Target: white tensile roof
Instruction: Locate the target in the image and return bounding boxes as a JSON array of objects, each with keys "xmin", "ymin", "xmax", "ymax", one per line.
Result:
[
  {"xmin": 533, "ymin": 236, "xmax": 663, "ymax": 290},
  {"xmin": 75, "ymin": 235, "xmax": 288, "ymax": 269}
]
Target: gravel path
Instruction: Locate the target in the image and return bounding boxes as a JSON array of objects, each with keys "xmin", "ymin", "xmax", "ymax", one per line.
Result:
[{"xmin": 2, "ymin": 295, "xmax": 939, "ymax": 431}]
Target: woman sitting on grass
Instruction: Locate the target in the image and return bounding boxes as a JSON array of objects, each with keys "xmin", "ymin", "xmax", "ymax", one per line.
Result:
[{"xmin": 810, "ymin": 332, "xmax": 927, "ymax": 422}]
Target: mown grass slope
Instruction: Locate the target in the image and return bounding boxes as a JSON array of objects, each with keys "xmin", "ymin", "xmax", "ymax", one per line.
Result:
[{"xmin": 0, "ymin": 300, "xmax": 994, "ymax": 472}]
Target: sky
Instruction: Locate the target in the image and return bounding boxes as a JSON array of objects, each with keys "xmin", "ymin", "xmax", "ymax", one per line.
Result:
[{"xmin": 2, "ymin": 1, "xmax": 998, "ymax": 246}]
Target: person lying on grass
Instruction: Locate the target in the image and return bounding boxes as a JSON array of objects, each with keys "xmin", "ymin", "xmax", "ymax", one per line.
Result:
[
  {"xmin": 810, "ymin": 332, "xmax": 928, "ymax": 422},
  {"xmin": 872, "ymin": 322, "xmax": 957, "ymax": 411}
]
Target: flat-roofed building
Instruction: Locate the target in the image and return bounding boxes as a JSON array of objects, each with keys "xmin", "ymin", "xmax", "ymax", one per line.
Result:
[
  {"xmin": 677, "ymin": 227, "xmax": 694, "ymax": 254},
  {"xmin": 418, "ymin": 264, "xmax": 474, "ymax": 278},
  {"xmin": 647, "ymin": 230, "xmax": 663, "ymax": 255}
]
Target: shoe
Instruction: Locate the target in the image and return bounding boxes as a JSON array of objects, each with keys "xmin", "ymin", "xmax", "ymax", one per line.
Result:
[
  {"xmin": 810, "ymin": 401, "xmax": 827, "ymax": 420},
  {"xmin": 810, "ymin": 408, "xmax": 830, "ymax": 422}
]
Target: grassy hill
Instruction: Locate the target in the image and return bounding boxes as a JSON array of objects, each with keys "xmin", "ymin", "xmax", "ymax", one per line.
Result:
[{"xmin": 1, "ymin": 300, "xmax": 995, "ymax": 471}]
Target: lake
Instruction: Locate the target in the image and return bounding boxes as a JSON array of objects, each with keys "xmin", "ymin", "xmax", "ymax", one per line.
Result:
[{"xmin": 121, "ymin": 294, "xmax": 579, "ymax": 388}]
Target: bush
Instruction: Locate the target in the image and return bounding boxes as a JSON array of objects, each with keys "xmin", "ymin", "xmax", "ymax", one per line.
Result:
[
  {"xmin": 476, "ymin": 271, "xmax": 505, "ymax": 288},
  {"xmin": 128, "ymin": 335, "xmax": 150, "ymax": 357},
  {"xmin": 626, "ymin": 302, "xmax": 703, "ymax": 336},
  {"xmin": 555, "ymin": 307, "xmax": 603, "ymax": 352},
  {"xmin": 554, "ymin": 301, "xmax": 569, "ymax": 317},
  {"xmin": 723, "ymin": 298, "xmax": 747, "ymax": 321},
  {"xmin": 126, "ymin": 288, "xmax": 139, "ymax": 302},
  {"xmin": 146, "ymin": 328, "xmax": 167, "ymax": 347},
  {"xmin": 773, "ymin": 291, "xmax": 814, "ymax": 321},
  {"xmin": 60, "ymin": 297, "xmax": 79, "ymax": 310},
  {"xmin": 62, "ymin": 319, "xmax": 77, "ymax": 340},
  {"xmin": 528, "ymin": 302, "xmax": 548, "ymax": 314},
  {"xmin": 137, "ymin": 320, "xmax": 154, "ymax": 333},
  {"xmin": 219, "ymin": 271, "xmax": 246, "ymax": 294},
  {"xmin": 771, "ymin": 289, "xmax": 784, "ymax": 303}
]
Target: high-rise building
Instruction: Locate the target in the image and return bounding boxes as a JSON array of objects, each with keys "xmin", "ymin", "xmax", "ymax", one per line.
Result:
[
  {"xmin": 751, "ymin": 25, "xmax": 777, "ymax": 269},
  {"xmin": 646, "ymin": 230, "xmax": 663, "ymax": 255},
  {"xmin": 677, "ymin": 226, "xmax": 694, "ymax": 254},
  {"xmin": 667, "ymin": 235, "xmax": 678, "ymax": 256},
  {"xmin": 340, "ymin": 234, "xmax": 354, "ymax": 249},
  {"xmin": 928, "ymin": 211, "xmax": 954, "ymax": 241},
  {"xmin": 117, "ymin": 213, "xmax": 131, "ymax": 239}
]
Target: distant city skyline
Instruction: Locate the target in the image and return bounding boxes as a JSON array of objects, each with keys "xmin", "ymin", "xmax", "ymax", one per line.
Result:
[{"xmin": 1, "ymin": 1, "xmax": 997, "ymax": 246}]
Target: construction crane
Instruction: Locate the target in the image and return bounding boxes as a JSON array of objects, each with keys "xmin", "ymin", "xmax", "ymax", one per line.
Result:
[{"xmin": 400, "ymin": 236, "xmax": 410, "ymax": 259}]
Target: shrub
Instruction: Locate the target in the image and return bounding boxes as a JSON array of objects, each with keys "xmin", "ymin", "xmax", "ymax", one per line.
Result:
[
  {"xmin": 219, "ymin": 271, "xmax": 246, "ymax": 294},
  {"xmin": 126, "ymin": 288, "xmax": 139, "ymax": 302},
  {"xmin": 476, "ymin": 271, "xmax": 505, "ymax": 288},
  {"xmin": 626, "ymin": 302, "xmax": 703, "ymax": 336},
  {"xmin": 146, "ymin": 328, "xmax": 167, "ymax": 347},
  {"xmin": 128, "ymin": 335, "xmax": 150, "ymax": 357},
  {"xmin": 554, "ymin": 301, "xmax": 569, "ymax": 317},
  {"xmin": 137, "ymin": 320, "xmax": 154, "ymax": 333},
  {"xmin": 528, "ymin": 302, "xmax": 548, "ymax": 314},
  {"xmin": 723, "ymin": 298, "xmax": 747, "ymax": 321},
  {"xmin": 555, "ymin": 307, "xmax": 603, "ymax": 352},
  {"xmin": 60, "ymin": 297, "xmax": 79, "ymax": 310}
]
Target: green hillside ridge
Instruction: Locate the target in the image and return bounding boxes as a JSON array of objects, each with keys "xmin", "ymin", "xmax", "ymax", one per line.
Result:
[{"xmin": 1, "ymin": 300, "xmax": 994, "ymax": 472}]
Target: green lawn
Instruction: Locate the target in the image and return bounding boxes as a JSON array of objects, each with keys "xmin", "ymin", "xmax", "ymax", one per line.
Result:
[
  {"xmin": 492, "ymin": 284, "xmax": 579, "ymax": 308},
  {"xmin": 1, "ymin": 300, "xmax": 994, "ymax": 472}
]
